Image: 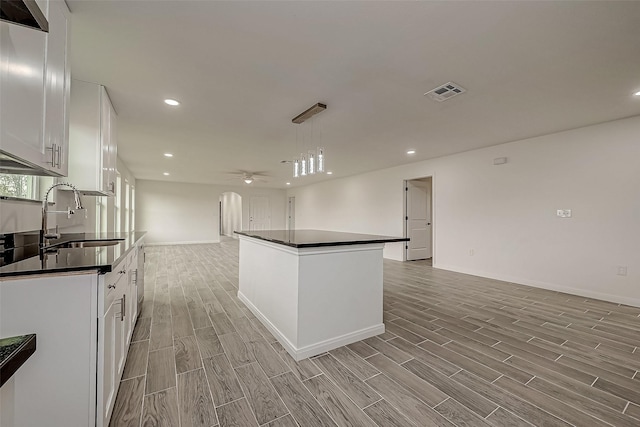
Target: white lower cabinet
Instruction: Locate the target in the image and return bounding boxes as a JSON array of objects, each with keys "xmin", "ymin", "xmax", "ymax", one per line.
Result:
[
  {"xmin": 0, "ymin": 248, "xmax": 139, "ymax": 427},
  {"xmin": 97, "ymin": 250, "xmax": 136, "ymax": 427},
  {"xmin": 100, "ymin": 294, "xmax": 119, "ymax": 426}
]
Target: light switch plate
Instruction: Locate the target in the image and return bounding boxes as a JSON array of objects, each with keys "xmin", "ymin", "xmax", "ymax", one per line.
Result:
[{"xmin": 557, "ymin": 209, "xmax": 572, "ymax": 218}]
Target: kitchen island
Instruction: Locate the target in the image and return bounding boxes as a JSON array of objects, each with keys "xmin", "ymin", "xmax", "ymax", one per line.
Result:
[{"xmin": 235, "ymin": 229, "xmax": 408, "ymax": 361}]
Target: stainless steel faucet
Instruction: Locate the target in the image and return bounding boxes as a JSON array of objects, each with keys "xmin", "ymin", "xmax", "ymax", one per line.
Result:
[{"xmin": 41, "ymin": 182, "xmax": 84, "ymax": 245}]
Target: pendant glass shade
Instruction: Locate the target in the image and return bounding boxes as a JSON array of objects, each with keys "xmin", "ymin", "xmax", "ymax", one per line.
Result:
[
  {"xmin": 308, "ymin": 151, "xmax": 316, "ymax": 174},
  {"xmin": 300, "ymin": 153, "xmax": 307, "ymax": 176},
  {"xmin": 293, "ymin": 159, "xmax": 300, "ymax": 178},
  {"xmin": 317, "ymin": 147, "xmax": 325, "ymax": 173}
]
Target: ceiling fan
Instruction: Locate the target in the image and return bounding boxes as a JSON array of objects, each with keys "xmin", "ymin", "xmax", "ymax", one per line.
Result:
[{"xmin": 223, "ymin": 170, "xmax": 270, "ymax": 184}]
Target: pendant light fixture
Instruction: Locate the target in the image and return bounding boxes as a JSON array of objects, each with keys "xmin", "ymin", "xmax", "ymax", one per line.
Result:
[
  {"xmin": 291, "ymin": 102, "xmax": 327, "ymax": 179},
  {"xmin": 317, "ymin": 146, "xmax": 325, "ymax": 173},
  {"xmin": 293, "ymin": 159, "xmax": 300, "ymax": 178},
  {"xmin": 300, "ymin": 153, "xmax": 307, "ymax": 176}
]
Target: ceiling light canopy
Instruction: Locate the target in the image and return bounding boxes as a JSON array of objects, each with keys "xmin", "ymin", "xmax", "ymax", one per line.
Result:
[
  {"xmin": 164, "ymin": 153, "xmax": 173, "ymax": 157},
  {"xmin": 244, "ymin": 178, "xmax": 253, "ymax": 184},
  {"xmin": 163, "ymin": 172, "xmax": 170, "ymax": 176},
  {"xmin": 634, "ymin": 90, "xmax": 640, "ymax": 96},
  {"xmin": 407, "ymin": 150, "xmax": 416, "ymax": 155},
  {"xmin": 326, "ymin": 171, "xmax": 333, "ymax": 175},
  {"xmin": 286, "ymin": 182, "xmax": 291, "ymax": 185},
  {"xmin": 164, "ymin": 99, "xmax": 180, "ymax": 106},
  {"xmin": 292, "ymin": 103, "xmax": 327, "ymax": 124}
]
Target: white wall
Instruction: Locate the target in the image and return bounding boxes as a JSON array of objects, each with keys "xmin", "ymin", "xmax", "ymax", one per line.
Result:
[
  {"xmin": 221, "ymin": 192, "xmax": 242, "ymax": 237},
  {"xmin": 0, "ymin": 198, "xmax": 44, "ymax": 234},
  {"xmin": 136, "ymin": 180, "xmax": 286, "ymax": 245},
  {"xmin": 288, "ymin": 116, "xmax": 640, "ymax": 307}
]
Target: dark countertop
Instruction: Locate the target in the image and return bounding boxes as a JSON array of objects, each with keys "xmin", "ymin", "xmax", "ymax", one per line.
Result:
[
  {"xmin": 0, "ymin": 334, "xmax": 36, "ymax": 388},
  {"xmin": 0, "ymin": 231, "xmax": 146, "ymax": 278},
  {"xmin": 234, "ymin": 229, "xmax": 409, "ymax": 248}
]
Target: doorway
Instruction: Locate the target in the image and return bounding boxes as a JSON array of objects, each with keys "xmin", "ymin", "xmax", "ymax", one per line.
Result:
[
  {"xmin": 287, "ymin": 196, "xmax": 295, "ymax": 230},
  {"xmin": 220, "ymin": 192, "xmax": 242, "ymax": 237},
  {"xmin": 249, "ymin": 196, "xmax": 271, "ymax": 231},
  {"xmin": 404, "ymin": 177, "xmax": 433, "ymax": 261}
]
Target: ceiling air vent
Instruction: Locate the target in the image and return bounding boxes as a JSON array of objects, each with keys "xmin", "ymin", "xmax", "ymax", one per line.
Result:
[{"xmin": 424, "ymin": 82, "xmax": 466, "ymax": 102}]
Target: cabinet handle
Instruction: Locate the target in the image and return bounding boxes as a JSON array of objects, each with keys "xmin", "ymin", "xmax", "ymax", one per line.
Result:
[
  {"xmin": 121, "ymin": 294, "xmax": 126, "ymax": 322},
  {"xmin": 55, "ymin": 145, "xmax": 62, "ymax": 168},
  {"xmin": 119, "ymin": 269, "xmax": 126, "ymax": 275},
  {"xmin": 108, "ymin": 284, "xmax": 116, "ymax": 289},
  {"xmin": 46, "ymin": 144, "xmax": 56, "ymax": 165}
]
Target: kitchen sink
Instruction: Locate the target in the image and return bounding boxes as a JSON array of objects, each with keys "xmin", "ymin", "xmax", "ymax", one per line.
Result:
[{"xmin": 53, "ymin": 239, "xmax": 124, "ymax": 249}]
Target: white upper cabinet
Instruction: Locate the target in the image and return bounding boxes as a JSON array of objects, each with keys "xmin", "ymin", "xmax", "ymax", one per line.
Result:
[
  {"xmin": 68, "ymin": 80, "xmax": 118, "ymax": 196},
  {"xmin": 0, "ymin": 0, "xmax": 70, "ymax": 176},
  {"xmin": 43, "ymin": 0, "xmax": 71, "ymax": 176}
]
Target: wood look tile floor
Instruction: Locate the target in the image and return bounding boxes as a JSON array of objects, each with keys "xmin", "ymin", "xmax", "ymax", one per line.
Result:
[{"xmin": 110, "ymin": 239, "xmax": 640, "ymax": 427}]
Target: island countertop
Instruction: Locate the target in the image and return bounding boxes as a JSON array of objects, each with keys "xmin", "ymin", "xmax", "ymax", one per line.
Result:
[
  {"xmin": 0, "ymin": 231, "xmax": 146, "ymax": 278},
  {"xmin": 0, "ymin": 334, "xmax": 36, "ymax": 388},
  {"xmin": 234, "ymin": 229, "xmax": 408, "ymax": 248}
]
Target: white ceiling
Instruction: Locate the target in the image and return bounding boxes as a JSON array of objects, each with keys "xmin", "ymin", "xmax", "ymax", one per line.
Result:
[{"xmin": 67, "ymin": 1, "xmax": 640, "ymax": 188}]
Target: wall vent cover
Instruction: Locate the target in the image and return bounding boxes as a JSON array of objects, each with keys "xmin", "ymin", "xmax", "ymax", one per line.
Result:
[{"xmin": 424, "ymin": 82, "xmax": 466, "ymax": 102}]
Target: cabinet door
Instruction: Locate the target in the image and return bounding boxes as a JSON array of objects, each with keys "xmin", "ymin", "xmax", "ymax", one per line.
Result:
[
  {"xmin": 116, "ymin": 294, "xmax": 126, "ymax": 375},
  {"xmin": 127, "ymin": 268, "xmax": 137, "ymax": 340},
  {"xmin": 137, "ymin": 244, "xmax": 145, "ymax": 306},
  {"xmin": 99, "ymin": 299, "xmax": 120, "ymax": 427},
  {"xmin": 43, "ymin": 0, "xmax": 70, "ymax": 176},
  {"xmin": 0, "ymin": 21, "xmax": 47, "ymax": 168},
  {"xmin": 109, "ymin": 100, "xmax": 118, "ymax": 190},
  {"xmin": 100, "ymin": 87, "xmax": 112, "ymax": 194},
  {"xmin": 100, "ymin": 87, "xmax": 117, "ymax": 195}
]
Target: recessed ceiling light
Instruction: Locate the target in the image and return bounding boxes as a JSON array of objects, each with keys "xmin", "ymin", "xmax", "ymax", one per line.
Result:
[
  {"xmin": 163, "ymin": 172, "xmax": 170, "ymax": 176},
  {"xmin": 286, "ymin": 182, "xmax": 291, "ymax": 185},
  {"xmin": 407, "ymin": 150, "xmax": 416, "ymax": 155},
  {"xmin": 327, "ymin": 171, "xmax": 333, "ymax": 175},
  {"xmin": 164, "ymin": 99, "xmax": 180, "ymax": 106},
  {"xmin": 164, "ymin": 153, "xmax": 173, "ymax": 157},
  {"xmin": 634, "ymin": 90, "xmax": 640, "ymax": 96}
]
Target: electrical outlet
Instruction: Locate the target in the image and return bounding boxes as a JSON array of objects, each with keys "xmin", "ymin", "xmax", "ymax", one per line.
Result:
[
  {"xmin": 557, "ymin": 209, "xmax": 572, "ymax": 218},
  {"xmin": 617, "ymin": 266, "xmax": 627, "ymax": 276}
]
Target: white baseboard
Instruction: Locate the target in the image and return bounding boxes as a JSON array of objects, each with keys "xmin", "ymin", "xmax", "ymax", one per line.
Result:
[
  {"xmin": 293, "ymin": 324, "xmax": 385, "ymax": 361},
  {"xmin": 435, "ymin": 263, "xmax": 640, "ymax": 308},
  {"xmin": 145, "ymin": 240, "xmax": 220, "ymax": 246},
  {"xmin": 238, "ymin": 291, "xmax": 385, "ymax": 361}
]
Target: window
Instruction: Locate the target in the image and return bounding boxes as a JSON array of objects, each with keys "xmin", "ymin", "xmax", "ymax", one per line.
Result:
[
  {"xmin": 98, "ymin": 197, "xmax": 108, "ymax": 234},
  {"xmin": 115, "ymin": 173, "xmax": 122, "ymax": 232},
  {"xmin": 124, "ymin": 180, "xmax": 130, "ymax": 233},
  {"xmin": 0, "ymin": 174, "xmax": 38, "ymax": 199},
  {"xmin": 131, "ymin": 186, "xmax": 135, "ymax": 232}
]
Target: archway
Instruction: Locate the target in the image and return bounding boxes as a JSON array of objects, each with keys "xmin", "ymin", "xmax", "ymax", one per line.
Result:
[{"xmin": 220, "ymin": 192, "xmax": 242, "ymax": 238}]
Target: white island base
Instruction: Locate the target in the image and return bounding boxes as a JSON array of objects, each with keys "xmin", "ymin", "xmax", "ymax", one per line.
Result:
[{"xmin": 237, "ymin": 235, "xmax": 386, "ymax": 361}]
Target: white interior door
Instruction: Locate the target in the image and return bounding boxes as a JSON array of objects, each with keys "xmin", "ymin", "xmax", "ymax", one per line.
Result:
[
  {"xmin": 406, "ymin": 180, "xmax": 432, "ymax": 260},
  {"xmin": 288, "ymin": 196, "xmax": 295, "ymax": 230},
  {"xmin": 249, "ymin": 196, "xmax": 271, "ymax": 231}
]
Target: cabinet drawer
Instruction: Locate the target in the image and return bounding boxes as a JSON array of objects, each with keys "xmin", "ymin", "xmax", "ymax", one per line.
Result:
[
  {"xmin": 103, "ymin": 271, "xmax": 124, "ymax": 311},
  {"xmin": 102, "ymin": 258, "xmax": 128, "ymax": 311}
]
